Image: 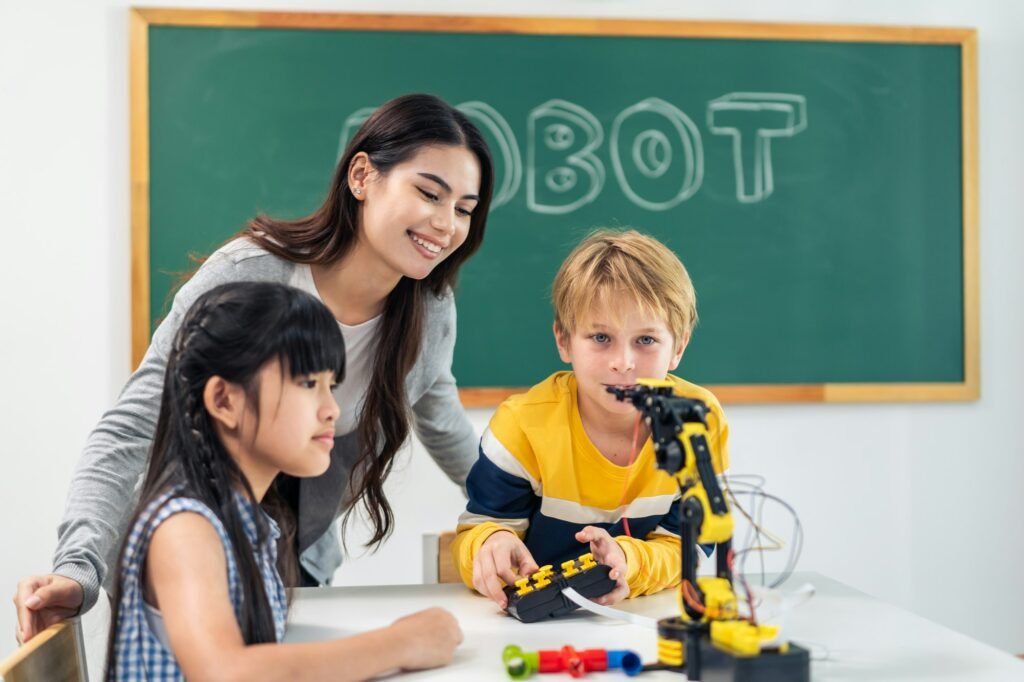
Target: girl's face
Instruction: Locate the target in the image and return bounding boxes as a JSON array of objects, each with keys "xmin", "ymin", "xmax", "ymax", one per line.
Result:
[
  {"xmin": 352, "ymin": 144, "xmax": 481, "ymax": 281},
  {"xmin": 240, "ymin": 358, "xmax": 340, "ymax": 480}
]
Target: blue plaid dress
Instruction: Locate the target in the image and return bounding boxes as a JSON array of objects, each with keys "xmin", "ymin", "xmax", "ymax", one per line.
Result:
[{"xmin": 110, "ymin": 488, "xmax": 288, "ymax": 681}]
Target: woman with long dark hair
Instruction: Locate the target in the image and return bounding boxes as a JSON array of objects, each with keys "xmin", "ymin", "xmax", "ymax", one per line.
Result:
[
  {"xmin": 107, "ymin": 281, "xmax": 462, "ymax": 680},
  {"xmin": 15, "ymin": 93, "xmax": 493, "ymax": 641}
]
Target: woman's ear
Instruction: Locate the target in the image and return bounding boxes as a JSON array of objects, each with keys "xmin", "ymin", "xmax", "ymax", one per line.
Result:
[
  {"xmin": 668, "ymin": 330, "xmax": 691, "ymax": 371},
  {"xmin": 202, "ymin": 376, "xmax": 245, "ymax": 431},
  {"xmin": 347, "ymin": 151, "xmax": 373, "ymax": 199}
]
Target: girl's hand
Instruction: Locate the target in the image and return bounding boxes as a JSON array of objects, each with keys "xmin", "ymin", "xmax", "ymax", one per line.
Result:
[
  {"xmin": 13, "ymin": 574, "xmax": 83, "ymax": 644},
  {"xmin": 388, "ymin": 607, "xmax": 463, "ymax": 670},
  {"xmin": 473, "ymin": 531, "xmax": 540, "ymax": 608},
  {"xmin": 574, "ymin": 526, "xmax": 630, "ymax": 605}
]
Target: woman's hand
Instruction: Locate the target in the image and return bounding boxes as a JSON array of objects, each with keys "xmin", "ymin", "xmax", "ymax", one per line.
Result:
[
  {"xmin": 473, "ymin": 531, "xmax": 540, "ymax": 608},
  {"xmin": 574, "ymin": 526, "xmax": 630, "ymax": 605},
  {"xmin": 388, "ymin": 607, "xmax": 463, "ymax": 670},
  {"xmin": 13, "ymin": 574, "xmax": 83, "ymax": 644}
]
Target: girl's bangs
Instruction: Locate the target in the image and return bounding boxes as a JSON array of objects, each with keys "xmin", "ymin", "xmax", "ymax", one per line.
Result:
[{"xmin": 278, "ymin": 299, "xmax": 346, "ymax": 382}]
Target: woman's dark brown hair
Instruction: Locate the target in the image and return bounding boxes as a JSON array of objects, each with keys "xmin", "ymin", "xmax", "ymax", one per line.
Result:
[{"xmin": 246, "ymin": 93, "xmax": 494, "ymax": 547}]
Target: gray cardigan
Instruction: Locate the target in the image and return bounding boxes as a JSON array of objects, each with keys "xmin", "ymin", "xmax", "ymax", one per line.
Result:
[{"xmin": 54, "ymin": 239, "xmax": 477, "ymax": 611}]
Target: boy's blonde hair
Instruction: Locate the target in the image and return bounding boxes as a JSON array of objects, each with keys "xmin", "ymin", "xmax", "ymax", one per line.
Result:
[{"xmin": 552, "ymin": 229, "xmax": 697, "ymax": 343}]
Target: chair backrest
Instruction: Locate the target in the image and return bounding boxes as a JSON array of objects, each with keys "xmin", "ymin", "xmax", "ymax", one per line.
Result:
[
  {"xmin": 0, "ymin": 619, "xmax": 87, "ymax": 682},
  {"xmin": 422, "ymin": 530, "xmax": 460, "ymax": 584}
]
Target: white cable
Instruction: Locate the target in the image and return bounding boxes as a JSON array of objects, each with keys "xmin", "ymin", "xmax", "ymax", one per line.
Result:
[{"xmin": 561, "ymin": 588, "xmax": 659, "ymax": 629}]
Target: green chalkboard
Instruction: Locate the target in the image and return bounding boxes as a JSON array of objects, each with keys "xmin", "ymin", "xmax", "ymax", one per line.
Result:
[{"xmin": 131, "ymin": 11, "xmax": 978, "ymax": 403}]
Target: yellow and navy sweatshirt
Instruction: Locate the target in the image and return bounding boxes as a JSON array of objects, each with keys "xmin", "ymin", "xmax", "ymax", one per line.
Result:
[{"xmin": 452, "ymin": 371, "xmax": 729, "ymax": 598}]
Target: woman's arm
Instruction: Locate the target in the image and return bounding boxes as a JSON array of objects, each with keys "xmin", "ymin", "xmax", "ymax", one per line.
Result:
[
  {"xmin": 410, "ymin": 295, "xmax": 477, "ymax": 488},
  {"xmin": 150, "ymin": 514, "xmax": 462, "ymax": 682},
  {"xmin": 50, "ymin": 251, "xmax": 245, "ymax": 610},
  {"xmin": 411, "ymin": 365, "xmax": 477, "ymax": 488}
]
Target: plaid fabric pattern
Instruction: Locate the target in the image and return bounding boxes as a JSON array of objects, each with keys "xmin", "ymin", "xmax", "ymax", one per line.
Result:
[{"xmin": 110, "ymin": 488, "xmax": 287, "ymax": 680}]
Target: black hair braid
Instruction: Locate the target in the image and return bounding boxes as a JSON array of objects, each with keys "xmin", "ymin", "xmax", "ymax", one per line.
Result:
[{"xmin": 176, "ymin": 348, "xmax": 278, "ymax": 643}]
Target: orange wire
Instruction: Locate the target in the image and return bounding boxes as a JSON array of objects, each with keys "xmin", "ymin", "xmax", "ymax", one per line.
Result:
[
  {"xmin": 681, "ymin": 579, "xmax": 706, "ymax": 613},
  {"xmin": 614, "ymin": 411, "xmax": 679, "ymax": 594}
]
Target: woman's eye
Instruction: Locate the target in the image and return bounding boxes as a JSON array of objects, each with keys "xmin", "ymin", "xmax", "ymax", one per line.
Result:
[
  {"xmin": 417, "ymin": 187, "xmax": 439, "ymax": 202},
  {"xmin": 455, "ymin": 206, "xmax": 474, "ymax": 217},
  {"xmin": 299, "ymin": 379, "xmax": 317, "ymax": 389},
  {"xmin": 637, "ymin": 336, "xmax": 657, "ymax": 346}
]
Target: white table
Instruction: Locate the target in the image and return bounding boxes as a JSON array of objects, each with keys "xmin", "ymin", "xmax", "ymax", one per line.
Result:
[{"xmin": 284, "ymin": 572, "xmax": 1024, "ymax": 681}]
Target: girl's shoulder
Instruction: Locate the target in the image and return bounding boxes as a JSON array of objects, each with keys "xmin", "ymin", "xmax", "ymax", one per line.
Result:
[{"xmin": 130, "ymin": 489, "xmax": 231, "ymax": 549}]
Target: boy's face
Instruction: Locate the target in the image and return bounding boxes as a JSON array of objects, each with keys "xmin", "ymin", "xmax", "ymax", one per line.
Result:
[{"xmin": 554, "ymin": 296, "xmax": 688, "ymax": 421}]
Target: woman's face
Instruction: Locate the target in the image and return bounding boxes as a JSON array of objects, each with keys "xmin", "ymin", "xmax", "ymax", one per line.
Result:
[{"xmin": 352, "ymin": 144, "xmax": 482, "ymax": 281}]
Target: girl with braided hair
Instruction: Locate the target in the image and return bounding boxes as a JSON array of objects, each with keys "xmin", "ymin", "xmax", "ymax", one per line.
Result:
[
  {"xmin": 16, "ymin": 93, "xmax": 493, "ymax": 644},
  {"xmin": 107, "ymin": 281, "xmax": 462, "ymax": 681}
]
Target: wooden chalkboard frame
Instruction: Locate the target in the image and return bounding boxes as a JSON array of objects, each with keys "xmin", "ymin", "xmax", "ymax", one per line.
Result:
[{"xmin": 129, "ymin": 8, "xmax": 979, "ymax": 405}]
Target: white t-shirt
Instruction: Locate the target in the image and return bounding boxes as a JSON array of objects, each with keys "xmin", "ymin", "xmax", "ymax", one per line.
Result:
[{"xmin": 289, "ymin": 264, "xmax": 380, "ymax": 436}]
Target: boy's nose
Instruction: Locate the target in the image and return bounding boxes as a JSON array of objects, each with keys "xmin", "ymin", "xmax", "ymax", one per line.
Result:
[{"xmin": 611, "ymin": 349, "xmax": 636, "ymax": 372}]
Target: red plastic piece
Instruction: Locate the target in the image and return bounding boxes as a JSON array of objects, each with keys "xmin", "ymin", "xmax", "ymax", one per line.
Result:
[{"xmin": 536, "ymin": 647, "xmax": 609, "ymax": 677}]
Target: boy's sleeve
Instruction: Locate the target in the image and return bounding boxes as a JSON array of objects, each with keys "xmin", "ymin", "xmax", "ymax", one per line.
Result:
[
  {"xmin": 615, "ymin": 497, "xmax": 683, "ymax": 598},
  {"xmin": 708, "ymin": 393, "xmax": 730, "ymax": 473},
  {"xmin": 451, "ymin": 414, "xmax": 541, "ymax": 589},
  {"xmin": 616, "ymin": 395, "xmax": 731, "ymax": 598}
]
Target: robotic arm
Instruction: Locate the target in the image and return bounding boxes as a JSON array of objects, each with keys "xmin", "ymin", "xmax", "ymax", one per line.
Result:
[
  {"xmin": 607, "ymin": 379, "xmax": 733, "ymax": 619},
  {"xmin": 608, "ymin": 379, "xmax": 809, "ymax": 681}
]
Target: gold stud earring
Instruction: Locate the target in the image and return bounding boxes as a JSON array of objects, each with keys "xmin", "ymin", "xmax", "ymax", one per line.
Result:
[{"xmin": 353, "ymin": 187, "xmax": 362, "ymax": 195}]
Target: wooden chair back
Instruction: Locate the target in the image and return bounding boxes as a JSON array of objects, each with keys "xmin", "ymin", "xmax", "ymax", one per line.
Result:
[
  {"xmin": 422, "ymin": 530, "xmax": 460, "ymax": 584},
  {"xmin": 0, "ymin": 619, "xmax": 87, "ymax": 682}
]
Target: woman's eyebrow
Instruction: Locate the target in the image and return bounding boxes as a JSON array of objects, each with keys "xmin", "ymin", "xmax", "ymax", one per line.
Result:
[{"xmin": 417, "ymin": 172, "xmax": 480, "ymax": 201}]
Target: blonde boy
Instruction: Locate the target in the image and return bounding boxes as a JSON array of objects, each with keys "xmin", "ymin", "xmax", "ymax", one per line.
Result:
[{"xmin": 452, "ymin": 229, "xmax": 729, "ymax": 607}]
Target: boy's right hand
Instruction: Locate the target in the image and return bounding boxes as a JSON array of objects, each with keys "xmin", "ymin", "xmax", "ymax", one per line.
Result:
[
  {"xmin": 473, "ymin": 531, "xmax": 539, "ymax": 608},
  {"xmin": 13, "ymin": 574, "xmax": 83, "ymax": 644},
  {"xmin": 388, "ymin": 607, "xmax": 463, "ymax": 670}
]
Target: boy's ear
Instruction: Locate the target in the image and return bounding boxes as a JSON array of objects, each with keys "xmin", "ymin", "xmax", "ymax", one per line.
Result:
[
  {"xmin": 202, "ymin": 375, "xmax": 246, "ymax": 431},
  {"xmin": 667, "ymin": 330, "xmax": 691, "ymax": 372},
  {"xmin": 553, "ymin": 322, "xmax": 573, "ymax": 364}
]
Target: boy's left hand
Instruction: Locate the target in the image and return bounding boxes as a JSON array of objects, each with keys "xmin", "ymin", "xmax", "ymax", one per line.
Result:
[{"xmin": 574, "ymin": 526, "xmax": 629, "ymax": 605}]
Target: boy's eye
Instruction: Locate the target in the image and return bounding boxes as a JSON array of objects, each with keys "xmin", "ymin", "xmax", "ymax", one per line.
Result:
[
  {"xmin": 590, "ymin": 333, "xmax": 610, "ymax": 344},
  {"xmin": 417, "ymin": 187, "xmax": 439, "ymax": 202},
  {"xmin": 637, "ymin": 335, "xmax": 657, "ymax": 346}
]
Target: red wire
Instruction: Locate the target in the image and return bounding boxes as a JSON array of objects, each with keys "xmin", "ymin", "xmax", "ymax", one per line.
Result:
[{"xmin": 621, "ymin": 412, "xmax": 642, "ymax": 539}]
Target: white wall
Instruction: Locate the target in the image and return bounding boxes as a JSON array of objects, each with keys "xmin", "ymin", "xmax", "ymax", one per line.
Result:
[{"xmin": 2, "ymin": 0, "xmax": 1022, "ymax": 673}]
